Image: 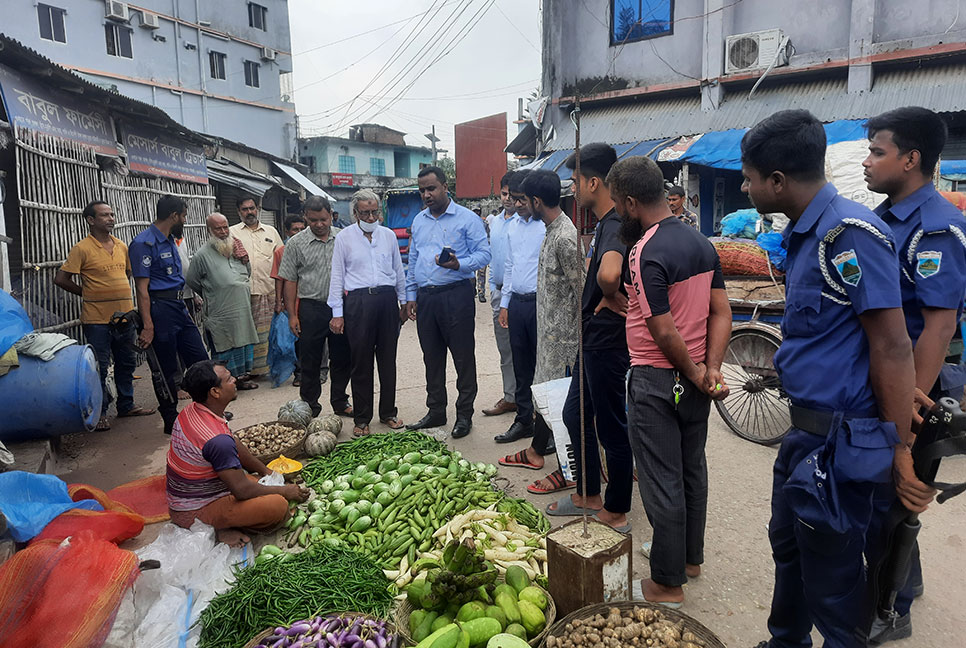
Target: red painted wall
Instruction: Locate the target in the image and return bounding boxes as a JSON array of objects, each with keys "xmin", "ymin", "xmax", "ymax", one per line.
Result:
[{"xmin": 454, "ymin": 113, "xmax": 507, "ymax": 199}]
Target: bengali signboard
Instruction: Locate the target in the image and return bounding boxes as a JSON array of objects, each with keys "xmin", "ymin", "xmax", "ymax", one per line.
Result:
[
  {"xmin": 0, "ymin": 63, "xmax": 118, "ymax": 155},
  {"xmin": 331, "ymin": 173, "xmax": 354, "ymax": 187},
  {"xmin": 118, "ymin": 120, "xmax": 208, "ymax": 184}
]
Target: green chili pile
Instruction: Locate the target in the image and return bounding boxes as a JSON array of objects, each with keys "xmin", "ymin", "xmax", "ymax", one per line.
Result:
[{"xmin": 198, "ymin": 545, "xmax": 393, "ymax": 648}]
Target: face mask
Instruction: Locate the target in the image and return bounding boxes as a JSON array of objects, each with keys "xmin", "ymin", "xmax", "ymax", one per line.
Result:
[{"xmin": 358, "ymin": 219, "xmax": 379, "ymax": 233}]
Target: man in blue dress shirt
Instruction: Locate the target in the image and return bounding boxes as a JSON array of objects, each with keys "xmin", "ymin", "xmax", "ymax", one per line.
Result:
[
  {"xmin": 128, "ymin": 195, "xmax": 209, "ymax": 435},
  {"xmin": 741, "ymin": 110, "xmax": 932, "ymax": 648},
  {"xmin": 494, "ymin": 170, "xmax": 546, "ymax": 444},
  {"xmin": 405, "ymin": 166, "xmax": 491, "ymax": 439},
  {"xmin": 861, "ymin": 106, "xmax": 966, "ymax": 644}
]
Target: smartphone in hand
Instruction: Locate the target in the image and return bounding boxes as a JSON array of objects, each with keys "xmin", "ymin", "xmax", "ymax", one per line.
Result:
[{"xmin": 437, "ymin": 246, "xmax": 454, "ymax": 265}]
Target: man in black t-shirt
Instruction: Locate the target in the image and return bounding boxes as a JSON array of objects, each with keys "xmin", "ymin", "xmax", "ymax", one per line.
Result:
[{"xmin": 544, "ymin": 143, "xmax": 633, "ymax": 534}]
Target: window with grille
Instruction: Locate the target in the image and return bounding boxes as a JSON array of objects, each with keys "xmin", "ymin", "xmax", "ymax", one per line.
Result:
[
  {"xmin": 248, "ymin": 2, "xmax": 267, "ymax": 30},
  {"xmin": 338, "ymin": 155, "xmax": 356, "ymax": 174},
  {"xmin": 209, "ymin": 51, "xmax": 227, "ymax": 80},
  {"xmin": 105, "ymin": 23, "xmax": 133, "ymax": 58},
  {"xmin": 244, "ymin": 60, "xmax": 260, "ymax": 88},
  {"xmin": 38, "ymin": 4, "xmax": 67, "ymax": 43},
  {"xmin": 370, "ymin": 158, "xmax": 386, "ymax": 176}
]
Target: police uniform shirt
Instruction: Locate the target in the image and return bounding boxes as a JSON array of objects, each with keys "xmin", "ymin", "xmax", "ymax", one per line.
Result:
[
  {"xmin": 128, "ymin": 224, "xmax": 185, "ymax": 291},
  {"xmin": 774, "ymin": 183, "xmax": 902, "ymax": 414},
  {"xmin": 874, "ymin": 183, "xmax": 966, "ymax": 343}
]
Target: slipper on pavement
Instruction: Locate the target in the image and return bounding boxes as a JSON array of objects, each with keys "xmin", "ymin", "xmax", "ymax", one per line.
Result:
[
  {"xmin": 236, "ymin": 381, "xmax": 259, "ymax": 390},
  {"xmin": 641, "ymin": 540, "xmax": 652, "ymax": 557},
  {"xmin": 380, "ymin": 417, "xmax": 405, "ymax": 430},
  {"xmin": 352, "ymin": 425, "xmax": 370, "ymax": 437},
  {"xmin": 499, "ymin": 450, "xmax": 541, "ymax": 470},
  {"xmin": 593, "ymin": 514, "xmax": 631, "ymax": 534},
  {"xmin": 545, "ymin": 494, "xmax": 602, "ymax": 517},
  {"xmin": 336, "ymin": 406, "xmax": 354, "ymax": 417},
  {"xmin": 527, "ymin": 468, "xmax": 576, "ymax": 494},
  {"xmin": 95, "ymin": 417, "xmax": 111, "ymax": 431},
  {"xmin": 118, "ymin": 406, "xmax": 156, "ymax": 417}
]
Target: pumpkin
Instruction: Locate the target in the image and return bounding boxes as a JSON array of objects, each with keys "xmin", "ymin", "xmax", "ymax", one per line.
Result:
[
  {"xmin": 320, "ymin": 413, "xmax": 344, "ymax": 436},
  {"xmin": 304, "ymin": 431, "xmax": 338, "ymax": 457},
  {"xmin": 277, "ymin": 400, "xmax": 313, "ymax": 427},
  {"xmin": 306, "ymin": 416, "xmax": 328, "ymax": 436}
]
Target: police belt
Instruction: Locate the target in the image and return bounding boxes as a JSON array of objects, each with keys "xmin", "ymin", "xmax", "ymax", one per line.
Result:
[
  {"xmin": 346, "ymin": 285, "xmax": 395, "ymax": 297},
  {"xmin": 418, "ymin": 279, "xmax": 471, "ymax": 295},
  {"xmin": 789, "ymin": 404, "xmax": 880, "ymax": 437},
  {"xmin": 149, "ymin": 289, "xmax": 184, "ymax": 301}
]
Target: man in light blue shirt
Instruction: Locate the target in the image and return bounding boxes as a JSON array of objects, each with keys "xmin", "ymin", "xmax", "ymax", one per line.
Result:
[
  {"xmin": 404, "ymin": 166, "xmax": 491, "ymax": 439},
  {"xmin": 329, "ymin": 189, "xmax": 407, "ymax": 437},
  {"xmin": 495, "ymin": 170, "xmax": 546, "ymax": 444},
  {"xmin": 482, "ymin": 171, "xmax": 519, "ymax": 418}
]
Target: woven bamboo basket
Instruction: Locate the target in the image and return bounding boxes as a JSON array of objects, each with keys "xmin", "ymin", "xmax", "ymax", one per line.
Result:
[
  {"xmin": 242, "ymin": 611, "xmax": 398, "ymax": 648},
  {"xmin": 394, "ymin": 583, "xmax": 555, "ymax": 647},
  {"xmin": 234, "ymin": 420, "xmax": 307, "ymax": 465},
  {"xmin": 541, "ymin": 600, "xmax": 724, "ymax": 648}
]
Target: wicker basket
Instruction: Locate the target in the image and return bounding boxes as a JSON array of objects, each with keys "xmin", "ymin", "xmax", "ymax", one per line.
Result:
[
  {"xmin": 394, "ymin": 583, "xmax": 555, "ymax": 647},
  {"xmin": 242, "ymin": 611, "xmax": 397, "ymax": 648},
  {"xmin": 234, "ymin": 420, "xmax": 307, "ymax": 465},
  {"xmin": 542, "ymin": 600, "xmax": 725, "ymax": 648}
]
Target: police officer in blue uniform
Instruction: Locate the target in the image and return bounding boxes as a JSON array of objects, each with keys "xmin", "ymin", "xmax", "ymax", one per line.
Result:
[
  {"xmin": 129, "ymin": 195, "xmax": 209, "ymax": 435},
  {"xmin": 861, "ymin": 106, "xmax": 966, "ymax": 644},
  {"xmin": 740, "ymin": 110, "xmax": 933, "ymax": 648}
]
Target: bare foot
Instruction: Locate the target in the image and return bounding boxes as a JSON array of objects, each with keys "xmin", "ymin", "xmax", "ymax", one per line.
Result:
[
  {"xmin": 686, "ymin": 564, "xmax": 701, "ymax": 578},
  {"xmin": 547, "ymin": 492, "xmax": 603, "ymax": 512},
  {"xmin": 178, "ymin": 390, "xmax": 191, "ymax": 401},
  {"xmin": 596, "ymin": 509, "xmax": 628, "ymax": 529},
  {"xmin": 641, "ymin": 578, "xmax": 684, "ymax": 604},
  {"xmin": 524, "ymin": 447, "xmax": 545, "ymax": 470},
  {"xmin": 215, "ymin": 528, "xmax": 251, "ymax": 547}
]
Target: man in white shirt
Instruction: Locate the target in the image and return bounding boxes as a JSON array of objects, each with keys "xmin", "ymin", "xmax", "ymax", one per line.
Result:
[
  {"xmin": 329, "ymin": 189, "xmax": 407, "ymax": 436},
  {"xmin": 495, "ymin": 170, "xmax": 546, "ymax": 444}
]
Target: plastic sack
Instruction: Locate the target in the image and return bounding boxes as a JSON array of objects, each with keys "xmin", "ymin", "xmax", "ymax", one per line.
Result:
[
  {"xmin": 30, "ymin": 507, "xmax": 144, "ymax": 545},
  {"xmin": 258, "ymin": 471, "xmax": 285, "ymax": 486},
  {"xmin": 104, "ymin": 520, "xmax": 248, "ymax": 648},
  {"xmin": 756, "ymin": 231, "xmax": 787, "ymax": 271},
  {"xmin": 0, "ymin": 290, "xmax": 32, "ymax": 357},
  {"xmin": 0, "ymin": 531, "xmax": 139, "ymax": 648},
  {"xmin": 107, "ymin": 475, "xmax": 170, "ymax": 524},
  {"xmin": 531, "ymin": 377, "xmax": 576, "ymax": 482},
  {"xmin": 0, "ymin": 471, "xmax": 103, "ymax": 541},
  {"xmin": 268, "ymin": 311, "xmax": 297, "ymax": 388},
  {"xmin": 721, "ymin": 208, "xmax": 761, "ymax": 239}
]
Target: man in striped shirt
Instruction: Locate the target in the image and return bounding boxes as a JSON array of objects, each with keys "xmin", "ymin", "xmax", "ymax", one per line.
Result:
[{"xmin": 166, "ymin": 359, "xmax": 307, "ymax": 546}]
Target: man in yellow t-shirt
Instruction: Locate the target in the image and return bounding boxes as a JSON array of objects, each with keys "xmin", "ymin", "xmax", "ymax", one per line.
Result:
[{"xmin": 55, "ymin": 201, "xmax": 154, "ymax": 430}]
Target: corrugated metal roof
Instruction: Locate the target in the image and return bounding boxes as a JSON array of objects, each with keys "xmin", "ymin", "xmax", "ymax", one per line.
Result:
[{"xmin": 546, "ymin": 63, "xmax": 966, "ymax": 150}]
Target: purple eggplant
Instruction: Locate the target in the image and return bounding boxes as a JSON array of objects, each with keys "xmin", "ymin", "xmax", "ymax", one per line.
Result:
[{"xmin": 287, "ymin": 623, "xmax": 311, "ymax": 636}]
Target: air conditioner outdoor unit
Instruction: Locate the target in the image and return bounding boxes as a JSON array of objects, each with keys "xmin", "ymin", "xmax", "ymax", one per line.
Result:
[
  {"xmin": 260, "ymin": 47, "xmax": 277, "ymax": 61},
  {"xmin": 105, "ymin": 0, "xmax": 130, "ymax": 22},
  {"xmin": 140, "ymin": 12, "xmax": 160, "ymax": 29},
  {"xmin": 725, "ymin": 28, "xmax": 789, "ymax": 74}
]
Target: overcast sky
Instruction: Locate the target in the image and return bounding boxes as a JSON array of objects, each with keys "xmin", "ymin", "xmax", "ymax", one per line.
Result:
[{"xmin": 288, "ymin": 0, "xmax": 542, "ymax": 154}]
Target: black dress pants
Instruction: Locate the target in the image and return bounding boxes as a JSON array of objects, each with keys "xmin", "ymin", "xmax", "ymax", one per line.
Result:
[
  {"xmin": 415, "ymin": 280, "xmax": 477, "ymax": 422},
  {"xmin": 508, "ymin": 293, "xmax": 537, "ymax": 427},
  {"xmin": 344, "ymin": 288, "xmax": 400, "ymax": 427},
  {"xmin": 298, "ymin": 298, "xmax": 350, "ymax": 416}
]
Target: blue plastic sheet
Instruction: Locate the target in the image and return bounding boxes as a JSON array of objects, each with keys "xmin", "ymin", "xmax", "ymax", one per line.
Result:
[
  {"xmin": 0, "ymin": 290, "xmax": 33, "ymax": 357},
  {"xmin": 721, "ymin": 209, "xmax": 760, "ymax": 239},
  {"xmin": 756, "ymin": 232, "xmax": 787, "ymax": 271},
  {"xmin": 0, "ymin": 471, "xmax": 103, "ymax": 542},
  {"xmin": 267, "ymin": 311, "xmax": 297, "ymax": 388}
]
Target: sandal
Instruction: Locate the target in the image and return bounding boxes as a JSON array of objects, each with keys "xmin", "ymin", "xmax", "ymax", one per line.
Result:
[
  {"xmin": 499, "ymin": 450, "xmax": 541, "ymax": 470},
  {"xmin": 380, "ymin": 417, "xmax": 405, "ymax": 430},
  {"xmin": 335, "ymin": 405, "xmax": 354, "ymax": 417},
  {"xmin": 236, "ymin": 381, "xmax": 259, "ymax": 390},
  {"xmin": 527, "ymin": 468, "xmax": 576, "ymax": 494},
  {"xmin": 95, "ymin": 416, "xmax": 111, "ymax": 431},
  {"xmin": 352, "ymin": 424, "xmax": 370, "ymax": 437},
  {"xmin": 118, "ymin": 406, "xmax": 156, "ymax": 417}
]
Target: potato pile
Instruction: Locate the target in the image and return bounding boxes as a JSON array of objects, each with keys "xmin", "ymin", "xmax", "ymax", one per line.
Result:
[
  {"xmin": 545, "ymin": 606, "xmax": 707, "ymax": 648},
  {"xmin": 235, "ymin": 423, "xmax": 303, "ymax": 457}
]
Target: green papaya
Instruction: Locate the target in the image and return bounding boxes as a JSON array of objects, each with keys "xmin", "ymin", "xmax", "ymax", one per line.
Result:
[
  {"xmin": 456, "ymin": 600, "xmax": 486, "ymax": 623},
  {"xmin": 504, "ymin": 566, "xmax": 529, "ymax": 593},
  {"xmin": 484, "ymin": 605, "xmax": 507, "ymax": 630},
  {"xmin": 517, "ymin": 586, "xmax": 547, "ymax": 611},
  {"xmin": 414, "ymin": 623, "xmax": 458, "ymax": 648},
  {"xmin": 409, "ymin": 609, "xmax": 428, "ymax": 635},
  {"xmin": 460, "ymin": 617, "xmax": 503, "ymax": 646},
  {"xmin": 503, "ymin": 624, "xmax": 528, "ymax": 641},
  {"xmin": 493, "ymin": 584, "xmax": 517, "ymax": 601},
  {"xmin": 414, "ymin": 611, "xmax": 439, "ymax": 642},
  {"xmin": 431, "ymin": 614, "xmax": 453, "ymax": 632},
  {"xmin": 517, "ymin": 600, "xmax": 546, "ymax": 637},
  {"xmin": 494, "ymin": 592, "xmax": 521, "ymax": 625}
]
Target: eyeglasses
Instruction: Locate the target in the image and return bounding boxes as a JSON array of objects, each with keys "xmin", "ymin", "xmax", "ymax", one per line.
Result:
[{"xmin": 357, "ymin": 210, "xmax": 381, "ymax": 218}]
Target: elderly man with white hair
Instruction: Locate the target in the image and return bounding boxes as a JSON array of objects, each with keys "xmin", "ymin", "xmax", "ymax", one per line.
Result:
[
  {"xmin": 185, "ymin": 213, "xmax": 260, "ymax": 388},
  {"xmin": 328, "ymin": 189, "xmax": 407, "ymax": 436}
]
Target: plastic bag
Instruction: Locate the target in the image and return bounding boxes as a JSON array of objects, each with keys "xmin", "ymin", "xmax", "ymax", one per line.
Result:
[
  {"xmin": 258, "ymin": 471, "xmax": 285, "ymax": 486},
  {"xmin": 0, "ymin": 471, "xmax": 103, "ymax": 541},
  {"xmin": 721, "ymin": 208, "xmax": 761, "ymax": 239},
  {"xmin": 268, "ymin": 311, "xmax": 298, "ymax": 387},
  {"xmin": 756, "ymin": 231, "xmax": 787, "ymax": 271},
  {"xmin": 530, "ymin": 377, "xmax": 576, "ymax": 482}
]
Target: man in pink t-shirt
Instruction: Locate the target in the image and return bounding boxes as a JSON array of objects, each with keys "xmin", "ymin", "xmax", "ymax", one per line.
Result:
[{"xmin": 609, "ymin": 156, "xmax": 732, "ymax": 609}]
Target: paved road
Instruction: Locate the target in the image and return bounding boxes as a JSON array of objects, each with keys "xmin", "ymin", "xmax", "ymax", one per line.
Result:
[{"xmin": 59, "ymin": 300, "xmax": 964, "ymax": 646}]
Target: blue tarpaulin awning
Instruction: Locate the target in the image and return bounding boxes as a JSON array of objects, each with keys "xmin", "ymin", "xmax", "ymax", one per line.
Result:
[
  {"xmin": 941, "ymin": 160, "xmax": 966, "ymax": 177},
  {"xmin": 526, "ymin": 138, "xmax": 671, "ymax": 180}
]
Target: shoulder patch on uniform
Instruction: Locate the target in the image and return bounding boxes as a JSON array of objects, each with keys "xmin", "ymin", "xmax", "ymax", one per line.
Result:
[
  {"xmin": 141, "ymin": 255, "xmax": 152, "ymax": 267},
  {"xmin": 832, "ymin": 249, "xmax": 862, "ymax": 286},
  {"xmin": 916, "ymin": 250, "xmax": 942, "ymax": 278}
]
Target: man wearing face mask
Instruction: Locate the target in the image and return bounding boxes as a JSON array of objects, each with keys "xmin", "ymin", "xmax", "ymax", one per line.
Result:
[
  {"xmin": 129, "ymin": 195, "xmax": 209, "ymax": 435},
  {"xmin": 328, "ymin": 189, "xmax": 407, "ymax": 437}
]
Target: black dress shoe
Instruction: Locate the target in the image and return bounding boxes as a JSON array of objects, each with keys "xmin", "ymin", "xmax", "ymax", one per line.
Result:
[
  {"xmin": 452, "ymin": 419, "xmax": 472, "ymax": 439},
  {"xmin": 541, "ymin": 442, "xmax": 557, "ymax": 456},
  {"xmin": 494, "ymin": 421, "xmax": 535, "ymax": 443},
  {"xmin": 407, "ymin": 412, "xmax": 447, "ymax": 430}
]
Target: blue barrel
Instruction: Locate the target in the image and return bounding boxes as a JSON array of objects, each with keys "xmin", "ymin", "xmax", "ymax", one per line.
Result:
[{"xmin": 0, "ymin": 344, "xmax": 103, "ymax": 441}]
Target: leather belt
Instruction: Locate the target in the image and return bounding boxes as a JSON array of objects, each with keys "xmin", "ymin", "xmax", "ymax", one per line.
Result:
[
  {"xmin": 149, "ymin": 289, "xmax": 184, "ymax": 300},
  {"xmin": 511, "ymin": 292, "xmax": 537, "ymax": 302},
  {"xmin": 347, "ymin": 286, "xmax": 395, "ymax": 296},
  {"xmin": 418, "ymin": 279, "xmax": 471, "ymax": 295},
  {"xmin": 789, "ymin": 404, "xmax": 879, "ymax": 437}
]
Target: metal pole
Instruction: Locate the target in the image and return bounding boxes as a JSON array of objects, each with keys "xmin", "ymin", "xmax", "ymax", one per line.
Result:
[
  {"xmin": 432, "ymin": 125, "xmax": 438, "ymax": 164},
  {"xmin": 571, "ymin": 94, "xmax": 588, "ymax": 539}
]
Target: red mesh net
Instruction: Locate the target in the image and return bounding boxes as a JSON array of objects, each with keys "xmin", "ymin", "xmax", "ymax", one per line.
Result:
[
  {"xmin": 0, "ymin": 531, "xmax": 139, "ymax": 648},
  {"xmin": 30, "ymin": 508, "xmax": 144, "ymax": 545},
  {"xmin": 713, "ymin": 240, "xmax": 780, "ymax": 277},
  {"xmin": 107, "ymin": 475, "xmax": 169, "ymax": 524}
]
